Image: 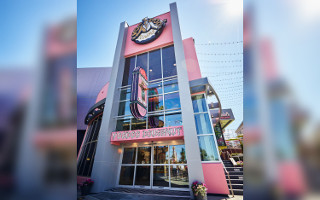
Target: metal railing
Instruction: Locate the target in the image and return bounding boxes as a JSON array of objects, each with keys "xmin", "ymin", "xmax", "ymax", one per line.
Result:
[
  {"xmin": 222, "ymin": 151, "xmax": 234, "ymax": 198},
  {"xmin": 222, "ymin": 161, "xmax": 234, "ymax": 198}
]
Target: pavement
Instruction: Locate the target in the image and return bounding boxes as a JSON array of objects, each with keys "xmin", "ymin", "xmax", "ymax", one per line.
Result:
[{"xmin": 78, "ymin": 191, "xmax": 243, "ymax": 200}]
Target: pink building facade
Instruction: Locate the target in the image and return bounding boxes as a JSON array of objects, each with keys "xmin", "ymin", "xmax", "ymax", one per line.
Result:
[{"xmin": 77, "ymin": 3, "xmax": 229, "ymax": 197}]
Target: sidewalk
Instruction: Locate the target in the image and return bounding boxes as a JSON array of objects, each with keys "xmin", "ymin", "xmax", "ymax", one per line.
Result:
[{"xmin": 78, "ymin": 191, "xmax": 243, "ymax": 200}]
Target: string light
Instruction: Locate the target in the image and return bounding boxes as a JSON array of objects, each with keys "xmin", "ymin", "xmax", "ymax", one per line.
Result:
[
  {"xmin": 195, "ymin": 41, "xmax": 243, "ymax": 45},
  {"xmin": 199, "ymin": 60, "xmax": 242, "ymax": 63},
  {"xmin": 197, "ymin": 52, "xmax": 243, "ymax": 56}
]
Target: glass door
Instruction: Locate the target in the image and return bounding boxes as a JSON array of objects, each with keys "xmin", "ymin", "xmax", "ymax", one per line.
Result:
[
  {"xmin": 118, "ymin": 144, "xmax": 189, "ymax": 190},
  {"xmin": 135, "ymin": 146, "xmax": 151, "ymax": 188}
]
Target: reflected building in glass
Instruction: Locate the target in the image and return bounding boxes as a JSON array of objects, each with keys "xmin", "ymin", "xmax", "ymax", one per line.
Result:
[{"xmin": 77, "ymin": 2, "xmax": 230, "ymax": 197}]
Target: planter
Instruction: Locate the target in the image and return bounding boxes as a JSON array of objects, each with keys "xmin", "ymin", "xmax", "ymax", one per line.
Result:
[
  {"xmin": 80, "ymin": 185, "xmax": 91, "ymax": 196},
  {"xmin": 195, "ymin": 194, "xmax": 207, "ymax": 200}
]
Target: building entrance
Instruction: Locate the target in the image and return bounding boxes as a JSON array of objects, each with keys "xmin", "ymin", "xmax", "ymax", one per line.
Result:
[{"xmin": 118, "ymin": 143, "xmax": 189, "ymax": 190}]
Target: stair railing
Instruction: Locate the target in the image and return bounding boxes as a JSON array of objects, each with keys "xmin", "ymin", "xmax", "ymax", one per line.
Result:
[{"xmin": 222, "ymin": 161, "xmax": 234, "ymax": 198}]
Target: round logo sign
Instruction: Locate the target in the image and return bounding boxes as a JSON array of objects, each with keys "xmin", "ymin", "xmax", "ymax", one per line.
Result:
[{"xmin": 131, "ymin": 17, "xmax": 167, "ymax": 44}]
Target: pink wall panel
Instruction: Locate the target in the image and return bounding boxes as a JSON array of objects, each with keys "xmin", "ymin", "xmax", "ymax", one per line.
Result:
[
  {"xmin": 124, "ymin": 12, "xmax": 173, "ymax": 57},
  {"xmin": 183, "ymin": 37, "xmax": 202, "ymax": 81},
  {"xmin": 95, "ymin": 82, "xmax": 109, "ymax": 103},
  {"xmin": 202, "ymin": 163, "xmax": 229, "ymax": 195}
]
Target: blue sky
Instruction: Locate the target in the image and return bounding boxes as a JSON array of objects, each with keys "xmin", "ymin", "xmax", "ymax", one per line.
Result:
[
  {"xmin": 78, "ymin": 0, "xmax": 243, "ymax": 130},
  {"xmin": 0, "ymin": 0, "xmax": 76, "ymax": 68}
]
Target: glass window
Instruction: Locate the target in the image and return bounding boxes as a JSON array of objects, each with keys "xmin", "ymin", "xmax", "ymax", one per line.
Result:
[
  {"xmin": 148, "ymin": 82, "xmax": 162, "ymax": 96},
  {"xmin": 148, "ymin": 95, "xmax": 164, "ymax": 112},
  {"xmin": 170, "ymin": 145, "xmax": 187, "ymax": 164},
  {"xmin": 136, "ymin": 53, "xmax": 148, "ymax": 72},
  {"xmin": 192, "ymin": 94, "xmax": 208, "ymax": 113},
  {"xmin": 135, "ymin": 166, "xmax": 150, "ymax": 186},
  {"xmin": 122, "ymin": 57, "xmax": 136, "ymax": 86},
  {"xmin": 148, "ymin": 114, "xmax": 164, "ymax": 129},
  {"xmin": 194, "ymin": 113, "xmax": 213, "ymax": 134},
  {"xmin": 165, "ymin": 113, "xmax": 182, "ymax": 127},
  {"xmin": 116, "ymin": 118, "xmax": 130, "ymax": 131},
  {"xmin": 120, "ymin": 88, "xmax": 131, "ymax": 101},
  {"xmin": 170, "ymin": 165, "xmax": 189, "ymax": 188},
  {"xmin": 131, "ymin": 117, "xmax": 146, "ymax": 130},
  {"xmin": 154, "ymin": 146, "xmax": 169, "ymax": 164},
  {"xmin": 119, "ymin": 166, "xmax": 135, "ymax": 185},
  {"xmin": 214, "ymin": 124, "xmax": 226, "ymax": 146},
  {"xmin": 137, "ymin": 147, "xmax": 151, "ymax": 164},
  {"xmin": 164, "ymin": 92, "xmax": 181, "ymax": 110},
  {"xmin": 149, "ymin": 50, "xmax": 162, "ymax": 81},
  {"xmin": 153, "ymin": 166, "xmax": 169, "ymax": 187},
  {"xmin": 162, "ymin": 46, "xmax": 177, "ymax": 78},
  {"xmin": 118, "ymin": 101, "xmax": 131, "ymax": 116},
  {"xmin": 91, "ymin": 119, "xmax": 102, "ymax": 141},
  {"xmin": 122, "ymin": 148, "xmax": 136, "ymax": 164},
  {"xmin": 163, "ymin": 79, "xmax": 178, "ymax": 93},
  {"xmin": 198, "ymin": 135, "xmax": 219, "ymax": 161}
]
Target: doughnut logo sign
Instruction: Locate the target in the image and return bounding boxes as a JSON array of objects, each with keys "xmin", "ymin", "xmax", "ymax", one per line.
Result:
[
  {"xmin": 130, "ymin": 66, "xmax": 148, "ymax": 119},
  {"xmin": 131, "ymin": 17, "xmax": 167, "ymax": 44}
]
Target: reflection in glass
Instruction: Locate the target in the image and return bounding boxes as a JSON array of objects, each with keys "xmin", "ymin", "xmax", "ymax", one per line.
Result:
[
  {"xmin": 164, "ymin": 79, "xmax": 178, "ymax": 93},
  {"xmin": 214, "ymin": 124, "xmax": 226, "ymax": 146},
  {"xmin": 122, "ymin": 57, "xmax": 136, "ymax": 86},
  {"xmin": 153, "ymin": 166, "xmax": 169, "ymax": 187},
  {"xmin": 137, "ymin": 147, "xmax": 151, "ymax": 164},
  {"xmin": 164, "ymin": 92, "xmax": 181, "ymax": 110},
  {"xmin": 192, "ymin": 94, "xmax": 208, "ymax": 113},
  {"xmin": 136, "ymin": 53, "xmax": 148, "ymax": 72},
  {"xmin": 154, "ymin": 146, "xmax": 169, "ymax": 164},
  {"xmin": 170, "ymin": 145, "xmax": 187, "ymax": 164},
  {"xmin": 148, "ymin": 95, "xmax": 164, "ymax": 112},
  {"xmin": 148, "ymin": 114, "xmax": 164, "ymax": 129},
  {"xmin": 170, "ymin": 165, "xmax": 189, "ymax": 188},
  {"xmin": 120, "ymin": 88, "xmax": 131, "ymax": 101},
  {"xmin": 194, "ymin": 113, "xmax": 213, "ymax": 134},
  {"xmin": 135, "ymin": 166, "xmax": 150, "ymax": 186},
  {"xmin": 122, "ymin": 148, "xmax": 136, "ymax": 164},
  {"xmin": 149, "ymin": 50, "xmax": 162, "ymax": 81},
  {"xmin": 198, "ymin": 135, "xmax": 219, "ymax": 161},
  {"xmin": 119, "ymin": 166, "xmax": 134, "ymax": 185},
  {"xmin": 116, "ymin": 118, "xmax": 130, "ymax": 131},
  {"xmin": 131, "ymin": 117, "xmax": 146, "ymax": 130},
  {"xmin": 148, "ymin": 82, "xmax": 162, "ymax": 95},
  {"xmin": 165, "ymin": 113, "xmax": 182, "ymax": 127},
  {"xmin": 162, "ymin": 46, "xmax": 177, "ymax": 78},
  {"xmin": 118, "ymin": 101, "xmax": 131, "ymax": 116}
]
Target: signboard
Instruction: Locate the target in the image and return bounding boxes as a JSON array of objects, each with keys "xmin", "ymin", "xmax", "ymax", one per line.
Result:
[
  {"xmin": 220, "ymin": 109, "xmax": 234, "ymax": 120},
  {"xmin": 110, "ymin": 126, "xmax": 184, "ymax": 145},
  {"xmin": 131, "ymin": 17, "xmax": 167, "ymax": 44},
  {"xmin": 130, "ymin": 66, "xmax": 148, "ymax": 119}
]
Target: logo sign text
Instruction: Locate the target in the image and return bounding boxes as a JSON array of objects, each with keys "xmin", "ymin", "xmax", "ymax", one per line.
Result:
[{"xmin": 110, "ymin": 126, "xmax": 184, "ymax": 145}]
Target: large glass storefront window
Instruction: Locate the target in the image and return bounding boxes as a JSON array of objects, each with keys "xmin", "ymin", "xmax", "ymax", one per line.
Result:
[
  {"xmin": 191, "ymin": 94, "xmax": 220, "ymax": 162},
  {"xmin": 165, "ymin": 112, "xmax": 182, "ymax": 127},
  {"xmin": 122, "ymin": 45, "xmax": 176, "ymax": 85},
  {"xmin": 119, "ymin": 144, "xmax": 188, "ymax": 189},
  {"xmin": 192, "ymin": 94, "xmax": 208, "ymax": 113},
  {"xmin": 198, "ymin": 136, "xmax": 220, "ymax": 161},
  {"xmin": 122, "ymin": 57, "xmax": 136, "ymax": 86},
  {"xmin": 136, "ymin": 53, "xmax": 148, "ymax": 72},
  {"xmin": 149, "ymin": 50, "xmax": 162, "ymax": 81},
  {"xmin": 77, "ymin": 116, "xmax": 102, "ymax": 177},
  {"xmin": 116, "ymin": 45, "xmax": 181, "ymax": 132},
  {"xmin": 194, "ymin": 113, "xmax": 213, "ymax": 135},
  {"xmin": 162, "ymin": 46, "xmax": 177, "ymax": 78}
]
